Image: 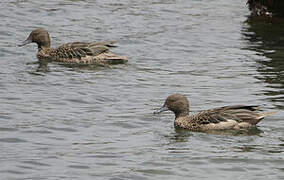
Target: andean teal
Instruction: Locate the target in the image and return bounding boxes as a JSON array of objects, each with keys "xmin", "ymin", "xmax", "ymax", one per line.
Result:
[
  {"xmin": 19, "ymin": 28, "xmax": 127, "ymax": 65},
  {"xmin": 155, "ymin": 94, "xmax": 275, "ymax": 131}
]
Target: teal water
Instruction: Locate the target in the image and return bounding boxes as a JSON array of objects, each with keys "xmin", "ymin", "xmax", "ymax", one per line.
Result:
[{"xmin": 0, "ymin": 0, "xmax": 283, "ymax": 179}]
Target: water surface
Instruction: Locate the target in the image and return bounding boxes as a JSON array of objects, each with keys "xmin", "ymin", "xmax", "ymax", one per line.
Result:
[{"xmin": 0, "ymin": 0, "xmax": 283, "ymax": 179}]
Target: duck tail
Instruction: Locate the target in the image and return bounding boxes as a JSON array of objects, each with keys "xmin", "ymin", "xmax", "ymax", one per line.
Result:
[{"xmin": 258, "ymin": 111, "xmax": 276, "ymax": 120}]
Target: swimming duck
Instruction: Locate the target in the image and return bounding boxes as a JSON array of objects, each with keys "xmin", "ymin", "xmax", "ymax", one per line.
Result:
[
  {"xmin": 154, "ymin": 94, "xmax": 275, "ymax": 131},
  {"xmin": 19, "ymin": 28, "xmax": 127, "ymax": 65}
]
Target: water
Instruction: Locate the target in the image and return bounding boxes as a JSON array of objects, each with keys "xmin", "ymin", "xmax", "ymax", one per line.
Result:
[{"xmin": 0, "ymin": 0, "xmax": 283, "ymax": 179}]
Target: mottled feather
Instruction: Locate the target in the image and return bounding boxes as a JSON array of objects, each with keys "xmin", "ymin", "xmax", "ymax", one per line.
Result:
[{"xmin": 53, "ymin": 43, "xmax": 109, "ymax": 59}]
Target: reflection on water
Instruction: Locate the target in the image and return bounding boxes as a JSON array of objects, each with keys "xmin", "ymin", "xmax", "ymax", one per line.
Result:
[
  {"xmin": 28, "ymin": 60, "xmax": 50, "ymax": 74},
  {"xmin": 204, "ymin": 127, "xmax": 263, "ymax": 136},
  {"xmin": 175, "ymin": 126, "xmax": 263, "ymax": 137},
  {"xmin": 242, "ymin": 18, "xmax": 284, "ymax": 109}
]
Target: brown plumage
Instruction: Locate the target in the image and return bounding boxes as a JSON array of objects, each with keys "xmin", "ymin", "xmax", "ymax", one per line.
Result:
[
  {"xmin": 19, "ymin": 28, "xmax": 128, "ymax": 65},
  {"xmin": 155, "ymin": 94, "xmax": 275, "ymax": 131}
]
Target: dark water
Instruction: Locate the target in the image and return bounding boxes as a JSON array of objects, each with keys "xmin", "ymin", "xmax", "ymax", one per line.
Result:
[{"xmin": 0, "ymin": 0, "xmax": 283, "ymax": 179}]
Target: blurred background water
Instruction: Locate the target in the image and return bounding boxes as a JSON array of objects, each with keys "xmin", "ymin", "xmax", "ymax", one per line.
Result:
[{"xmin": 0, "ymin": 0, "xmax": 283, "ymax": 179}]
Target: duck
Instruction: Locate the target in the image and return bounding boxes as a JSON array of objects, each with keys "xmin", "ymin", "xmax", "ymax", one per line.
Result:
[
  {"xmin": 19, "ymin": 28, "xmax": 128, "ymax": 65},
  {"xmin": 154, "ymin": 93, "xmax": 275, "ymax": 131}
]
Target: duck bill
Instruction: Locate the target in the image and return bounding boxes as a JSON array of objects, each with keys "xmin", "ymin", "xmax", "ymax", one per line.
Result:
[
  {"xmin": 18, "ymin": 39, "xmax": 32, "ymax": 47},
  {"xmin": 154, "ymin": 105, "xmax": 168, "ymax": 114}
]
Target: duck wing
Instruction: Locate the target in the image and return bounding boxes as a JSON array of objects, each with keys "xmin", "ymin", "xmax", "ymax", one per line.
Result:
[
  {"xmin": 53, "ymin": 42, "xmax": 110, "ymax": 59},
  {"xmin": 60, "ymin": 41, "xmax": 117, "ymax": 48},
  {"xmin": 194, "ymin": 105, "xmax": 270, "ymax": 125}
]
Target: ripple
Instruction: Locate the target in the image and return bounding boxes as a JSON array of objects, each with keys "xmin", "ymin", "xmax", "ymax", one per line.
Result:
[
  {"xmin": 135, "ymin": 169, "xmax": 175, "ymax": 176},
  {"xmin": 87, "ymin": 154, "xmax": 123, "ymax": 159},
  {"xmin": 96, "ymin": 162, "xmax": 117, "ymax": 166},
  {"xmin": 0, "ymin": 127, "xmax": 18, "ymax": 132},
  {"xmin": 218, "ymin": 167, "xmax": 246, "ymax": 172},
  {"xmin": 22, "ymin": 160, "xmax": 51, "ymax": 167},
  {"xmin": 0, "ymin": 170, "xmax": 26, "ymax": 175},
  {"xmin": 22, "ymin": 130, "xmax": 53, "ymax": 134},
  {"xmin": 0, "ymin": 138, "xmax": 27, "ymax": 143},
  {"xmin": 68, "ymin": 165, "xmax": 90, "ymax": 169},
  {"xmin": 47, "ymin": 126, "xmax": 78, "ymax": 132}
]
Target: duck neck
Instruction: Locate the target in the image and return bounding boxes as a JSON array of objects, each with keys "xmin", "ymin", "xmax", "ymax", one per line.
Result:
[
  {"xmin": 37, "ymin": 46, "xmax": 53, "ymax": 59},
  {"xmin": 174, "ymin": 110, "xmax": 189, "ymax": 119},
  {"xmin": 37, "ymin": 39, "xmax": 51, "ymax": 51},
  {"xmin": 38, "ymin": 45, "xmax": 53, "ymax": 54}
]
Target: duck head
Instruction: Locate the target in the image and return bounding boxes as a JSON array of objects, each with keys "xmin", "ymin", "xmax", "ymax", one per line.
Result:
[
  {"xmin": 154, "ymin": 93, "xmax": 190, "ymax": 118},
  {"xmin": 19, "ymin": 28, "xmax": 51, "ymax": 49}
]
